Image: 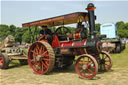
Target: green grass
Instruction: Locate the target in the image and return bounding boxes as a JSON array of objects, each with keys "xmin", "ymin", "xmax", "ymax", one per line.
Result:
[
  {"xmin": 111, "ymin": 44, "xmax": 128, "ymax": 68},
  {"xmin": 1, "ymin": 44, "xmax": 128, "ymax": 85}
]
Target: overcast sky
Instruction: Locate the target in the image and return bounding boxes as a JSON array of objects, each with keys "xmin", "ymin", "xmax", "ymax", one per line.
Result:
[{"xmin": 1, "ymin": 0, "xmax": 128, "ymax": 27}]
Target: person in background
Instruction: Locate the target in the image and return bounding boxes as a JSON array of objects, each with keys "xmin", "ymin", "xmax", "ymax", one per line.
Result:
[{"xmin": 76, "ymin": 22, "xmax": 88, "ymax": 39}]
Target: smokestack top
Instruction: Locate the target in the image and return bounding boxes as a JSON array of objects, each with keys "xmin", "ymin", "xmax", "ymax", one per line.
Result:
[{"xmin": 87, "ymin": 3, "xmax": 95, "ymax": 8}]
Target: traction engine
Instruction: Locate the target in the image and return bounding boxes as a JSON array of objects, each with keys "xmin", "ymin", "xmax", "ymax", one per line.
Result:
[{"xmin": 23, "ymin": 3, "xmax": 112, "ymax": 79}]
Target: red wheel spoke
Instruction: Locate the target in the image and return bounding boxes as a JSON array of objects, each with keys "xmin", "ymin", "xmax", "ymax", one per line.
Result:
[
  {"xmin": 33, "ymin": 53, "xmax": 37, "ymax": 57},
  {"xmin": 88, "ymin": 62, "xmax": 93, "ymax": 66},
  {"xmin": 41, "ymin": 51, "xmax": 48, "ymax": 57},
  {"xmin": 31, "ymin": 50, "xmax": 38, "ymax": 55},
  {"xmin": 35, "ymin": 48, "xmax": 39, "ymax": 54},
  {"xmin": 105, "ymin": 60, "xmax": 110, "ymax": 62},
  {"xmin": 42, "ymin": 46, "xmax": 45, "ymax": 53},
  {"xmin": 88, "ymin": 71, "xmax": 90, "ymax": 76},
  {"xmin": 82, "ymin": 58, "xmax": 85, "ymax": 64},
  {"xmin": 39, "ymin": 63, "xmax": 42, "ymax": 71},
  {"xmin": 45, "ymin": 61, "xmax": 49, "ymax": 66},
  {"xmin": 35, "ymin": 62, "xmax": 40, "ymax": 66},
  {"xmin": 43, "ymin": 58, "xmax": 49, "ymax": 61},
  {"xmin": 36, "ymin": 44, "xmax": 40, "ymax": 52},
  {"xmin": 31, "ymin": 59, "xmax": 34, "ymax": 62},
  {"xmin": 79, "ymin": 61, "xmax": 83, "ymax": 64},
  {"xmin": 105, "ymin": 63, "xmax": 109, "ymax": 66},
  {"xmin": 42, "ymin": 62, "xmax": 48, "ymax": 69},
  {"xmin": 80, "ymin": 69, "xmax": 84, "ymax": 73},
  {"xmin": 40, "ymin": 46, "xmax": 43, "ymax": 54},
  {"xmin": 88, "ymin": 69, "xmax": 93, "ymax": 74}
]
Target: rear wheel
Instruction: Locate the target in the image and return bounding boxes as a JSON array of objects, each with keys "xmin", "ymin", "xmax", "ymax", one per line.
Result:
[
  {"xmin": 75, "ymin": 54, "xmax": 98, "ymax": 79},
  {"xmin": 28, "ymin": 41, "xmax": 55, "ymax": 74},
  {"xmin": 0, "ymin": 53, "xmax": 10, "ymax": 69},
  {"xmin": 98, "ymin": 51, "xmax": 112, "ymax": 72}
]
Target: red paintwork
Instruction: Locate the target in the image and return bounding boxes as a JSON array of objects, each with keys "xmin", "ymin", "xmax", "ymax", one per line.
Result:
[
  {"xmin": 96, "ymin": 41, "xmax": 100, "ymax": 52},
  {"xmin": 60, "ymin": 41, "xmax": 73, "ymax": 47},
  {"xmin": 51, "ymin": 34, "xmax": 87, "ymax": 48},
  {"xmin": 73, "ymin": 40, "xmax": 86, "ymax": 46},
  {"xmin": 74, "ymin": 33, "xmax": 81, "ymax": 40},
  {"xmin": 52, "ymin": 35, "xmax": 60, "ymax": 48},
  {"xmin": 0, "ymin": 57, "xmax": 3, "ymax": 66},
  {"xmin": 60, "ymin": 39, "xmax": 86, "ymax": 47}
]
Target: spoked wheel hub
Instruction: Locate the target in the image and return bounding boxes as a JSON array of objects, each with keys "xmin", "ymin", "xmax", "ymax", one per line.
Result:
[
  {"xmin": 36, "ymin": 55, "xmax": 42, "ymax": 61},
  {"xmin": 82, "ymin": 64, "xmax": 88, "ymax": 70},
  {"xmin": 75, "ymin": 54, "xmax": 98, "ymax": 79},
  {"xmin": 100, "ymin": 59, "xmax": 105, "ymax": 64},
  {"xmin": 28, "ymin": 41, "xmax": 55, "ymax": 74}
]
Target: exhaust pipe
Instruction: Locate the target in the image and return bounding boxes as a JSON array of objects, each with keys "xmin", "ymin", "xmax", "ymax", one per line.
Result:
[{"xmin": 86, "ymin": 3, "xmax": 96, "ymax": 39}]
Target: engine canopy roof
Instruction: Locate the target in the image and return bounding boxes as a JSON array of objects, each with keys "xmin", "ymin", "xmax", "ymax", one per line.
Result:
[{"xmin": 22, "ymin": 12, "xmax": 89, "ymax": 27}]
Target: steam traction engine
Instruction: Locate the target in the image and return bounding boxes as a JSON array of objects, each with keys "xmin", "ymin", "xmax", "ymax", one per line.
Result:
[{"xmin": 22, "ymin": 3, "xmax": 112, "ymax": 79}]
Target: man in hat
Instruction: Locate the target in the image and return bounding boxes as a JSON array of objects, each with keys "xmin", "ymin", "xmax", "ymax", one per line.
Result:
[{"xmin": 39, "ymin": 25, "xmax": 52, "ymax": 44}]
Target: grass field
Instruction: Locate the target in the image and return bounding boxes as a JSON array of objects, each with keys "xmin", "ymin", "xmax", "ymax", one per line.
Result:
[{"xmin": 0, "ymin": 44, "xmax": 128, "ymax": 85}]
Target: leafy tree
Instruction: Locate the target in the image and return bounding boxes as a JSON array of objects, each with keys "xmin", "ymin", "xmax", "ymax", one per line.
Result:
[
  {"xmin": 22, "ymin": 30, "xmax": 31, "ymax": 43},
  {"xmin": 0, "ymin": 24, "xmax": 10, "ymax": 40},
  {"xmin": 95, "ymin": 23, "xmax": 101, "ymax": 32},
  {"xmin": 116, "ymin": 21, "xmax": 128, "ymax": 38},
  {"xmin": 9, "ymin": 24, "xmax": 16, "ymax": 36},
  {"xmin": 14, "ymin": 27, "xmax": 25, "ymax": 44},
  {"xmin": 95, "ymin": 23, "xmax": 101, "ymax": 35},
  {"xmin": 116, "ymin": 21, "xmax": 124, "ymax": 28}
]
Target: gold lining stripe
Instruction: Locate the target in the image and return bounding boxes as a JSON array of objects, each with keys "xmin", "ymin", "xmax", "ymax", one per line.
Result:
[{"xmin": 84, "ymin": 40, "xmax": 87, "ymax": 54}]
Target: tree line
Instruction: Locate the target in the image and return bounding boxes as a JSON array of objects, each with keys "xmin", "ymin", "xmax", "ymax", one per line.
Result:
[{"xmin": 0, "ymin": 21, "xmax": 128, "ymax": 44}]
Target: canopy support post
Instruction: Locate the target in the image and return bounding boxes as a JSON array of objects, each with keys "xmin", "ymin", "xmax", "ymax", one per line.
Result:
[{"xmin": 32, "ymin": 26, "xmax": 37, "ymax": 43}]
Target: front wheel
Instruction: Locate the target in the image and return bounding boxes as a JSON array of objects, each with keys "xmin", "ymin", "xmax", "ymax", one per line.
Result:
[
  {"xmin": 0, "ymin": 53, "xmax": 10, "ymax": 69},
  {"xmin": 75, "ymin": 54, "xmax": 98, "ymax": 80}
]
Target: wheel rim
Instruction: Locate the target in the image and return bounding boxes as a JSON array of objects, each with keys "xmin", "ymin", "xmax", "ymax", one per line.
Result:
[
  {"xmin": 99, "ymin": 51, "xmax": 112, "ymax": 71},
  {"xmin": 75, "ymin": 55, "xmax": 98, "ymax": 79},
  {"xmin": 0, "ymin": 57, "xmax": 3, "ymax": 66},
  {"xmin": 28, "ymin": 42, "xmax": 52, "ymax": 74}
]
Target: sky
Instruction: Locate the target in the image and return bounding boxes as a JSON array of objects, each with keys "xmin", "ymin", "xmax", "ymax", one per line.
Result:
[{"xmin": 0, "ymin": 0, "xmax": 128, "ymax": 27}]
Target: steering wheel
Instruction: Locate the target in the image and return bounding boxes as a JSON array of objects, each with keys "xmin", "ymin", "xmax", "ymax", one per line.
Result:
[
  {"xmin": 38, "ymin": 35, "xmax": 48, "ymax": 41},
  {"xmin": 55, "ymin": 26, "xmax": 72, "ymax": 41},
  {"xmin": 55, "ymin": 26, "xmax": 72, "ymax": 36}
]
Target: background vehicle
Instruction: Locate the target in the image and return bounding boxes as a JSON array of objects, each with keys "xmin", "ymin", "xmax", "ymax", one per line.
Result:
[
  {"xmin": 22, "ymin": 3, "xmax": 112, "ymax": 79},
  {"xmin": 100, "ymin": 23, "xmax": 126, "ymax": 53},
  {"xmin": 0, "ymin": 35, "xmax": 28, "ymax": 69}
]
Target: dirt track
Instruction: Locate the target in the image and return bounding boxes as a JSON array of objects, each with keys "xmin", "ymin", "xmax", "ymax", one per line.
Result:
[{"xmin": 0, "ymin": 64, "xmax": 128, "ymax": 85}]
